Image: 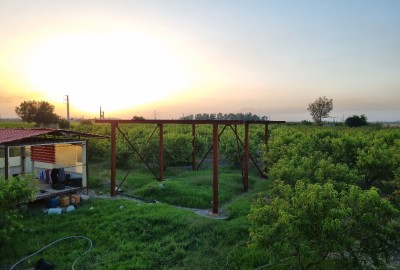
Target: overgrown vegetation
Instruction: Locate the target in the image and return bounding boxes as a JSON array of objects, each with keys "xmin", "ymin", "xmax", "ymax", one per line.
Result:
[
  {"xmin": 0, "ymin": 175, "xmax": 35, "ymax": 245},
  {"xmin": 0, "ymin": 166, "xmax": 268, "ymax": 269},
  {"xmin": 1, "ymin": 122, "xmax": 400, "ymax": 269},
  {"xmin": 249, "ymin": 181, "xmax": 400, "ymax": 269},
  {"xmin": 249, "ymin": 126, "xmax": 400, "ymax": 269}
]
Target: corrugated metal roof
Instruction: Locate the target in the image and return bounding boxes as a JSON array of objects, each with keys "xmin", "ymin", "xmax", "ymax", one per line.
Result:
[
  {"xmin": 0, "ymin": 128, "xmax": 107, "ymax": 144},
  {"xmin": 0, "ymin": 128, "xmax": 54, "ymax": 144}
]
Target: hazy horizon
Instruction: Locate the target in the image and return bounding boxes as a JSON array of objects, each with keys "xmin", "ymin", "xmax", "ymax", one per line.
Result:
[{"xmin": 1, "ymin": 0, "xmax": 399, "ymax": 122}]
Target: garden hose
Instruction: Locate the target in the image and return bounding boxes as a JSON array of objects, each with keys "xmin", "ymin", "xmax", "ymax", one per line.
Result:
[{"xmin": 9, "ymin": 235, "xmax": 92, "ymax": 270}]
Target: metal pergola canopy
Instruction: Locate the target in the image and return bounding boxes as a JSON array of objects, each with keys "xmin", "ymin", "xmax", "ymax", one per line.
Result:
[{"xmin": 95, "ymin": 119, "xmax": 285, "ymax": 213}]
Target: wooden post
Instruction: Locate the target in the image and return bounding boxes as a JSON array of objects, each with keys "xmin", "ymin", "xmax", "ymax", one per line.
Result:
[
  {"xmin": 110, "ymin": 123, "xmax": 117, "ymax": 196},
  {"xmin": 212, "ymin": 124, "xmax": 219, "ymax": 214},
  {"xmin": 243, "ymin": 123, "xmax": 249, "ymax": 192}
]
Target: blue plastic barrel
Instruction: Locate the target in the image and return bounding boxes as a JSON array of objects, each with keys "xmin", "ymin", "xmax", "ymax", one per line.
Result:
[{"xmin": 48, "ymin": 196, "xmax": 59, "ymax": 208}]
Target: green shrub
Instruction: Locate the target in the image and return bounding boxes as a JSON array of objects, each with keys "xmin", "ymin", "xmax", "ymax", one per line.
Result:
[
  {"xmin": 0, "ymin": 175, "xmax": 35, "ymax": 244},
  {"xmin": 248, "ymin": 181, "xmax": 400, "ymax": 269}
]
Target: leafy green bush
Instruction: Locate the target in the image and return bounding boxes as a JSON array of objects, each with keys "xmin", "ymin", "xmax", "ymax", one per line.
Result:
[
  {"xmin": 356, "ymin": 139, "xmax": 400, "ymax": 186},
  {"xmin": 269, "ymin": 151, "xmax": 358, "ymax": 188},
  {"xmin": 345, "ymin": 114, "xmax": 368, "ymax": 127},
  {"xmin": 57, "ymin": 118, "xmax": 71, "ymax": 129},
  {"xmin": 248, "ymin": 180, "xmax": 400, "ymax": 269},
  {"xmin": 0, "ymin": 175, "xmax": 35, "ymax": 244},
  {"xmin": 266, "ymin": 126, "xmax": 400, "ymax": 188},
  {"xmin": 164, "ymin": 133, "xmax": 193, "ymax": 167}
]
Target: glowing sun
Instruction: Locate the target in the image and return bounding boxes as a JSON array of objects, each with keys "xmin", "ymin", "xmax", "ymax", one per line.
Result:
[{"xmin": 24, "ymin": 31, "xmax": 191, "ymax": 114}]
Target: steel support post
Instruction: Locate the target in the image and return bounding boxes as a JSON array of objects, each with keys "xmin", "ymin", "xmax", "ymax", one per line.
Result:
[
  {"xmin": 110, "ymin": 123, "xmax": 117, "ymax": 196},
  {"xmin": 158, "ymin": 124, "xmax": 164, "ymax": 181},
  {"xmin": 192, "ymin": 124, "xmax": 196, "ymax": 171},
  {"xmin": 4, "ymin": 146, "xmax": 9, "ymax": 180},
  {"xmin": 85, "ymin": 140, "xmax": 89, "ymax": 195},
  {"xmin": 243, "ymin": 123, "xmax": 249, "ymax": 192},
  {"xmin": 212, "ymin": 124, "xmax": 219, "ymax": 214}
]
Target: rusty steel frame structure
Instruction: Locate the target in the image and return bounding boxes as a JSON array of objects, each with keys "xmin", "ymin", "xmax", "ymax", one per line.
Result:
[{"xmin": 95, "ymin": 119, "xmax": 285, "ymax": 213}]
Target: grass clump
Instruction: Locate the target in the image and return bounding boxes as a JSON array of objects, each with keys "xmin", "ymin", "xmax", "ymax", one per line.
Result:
[
  {"xmin": 2, "ymin": 194, "xmax": 274, "ymax": 269},
  {"xmin": 1, "ymin": 165, "xmax": 271, "ymax": 269}
]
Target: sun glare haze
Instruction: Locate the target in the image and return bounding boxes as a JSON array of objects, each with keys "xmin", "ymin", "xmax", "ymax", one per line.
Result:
[
  {"xmin": 23, "ymin": 31, "xmax": 193, "ymax": 113},
  {"xmin": 0, "ymin": 0, "xmax": 399, "ymax": 121}
]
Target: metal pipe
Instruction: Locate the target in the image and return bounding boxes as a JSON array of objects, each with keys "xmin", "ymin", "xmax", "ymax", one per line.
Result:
[
  {"xmin": 158, "ymin": 124, "xmax": 164, "ymax": 181},
  {"xmin": 212, "ymin": 124, "xmax": 219, "ymax": 214},
  {"xmin": 192, "ymin": 124, "xmax": 196, "ymax": 171},
  {"xmin": 197, "ymin": 124, "xmax": 228, "ymax": 170},
  {"xmin": 229, "ymin": 125, "xmax": 264, "ymax": 176},
  {"xmin": 243, "ymin": 123, "xmax": 249, "ymax": 192},
  {"xmin": 234, "ymin": 125, "xmax": 244, "ymax": 178},
  {"xmin": 110, "ymin": 123, "xmax": 117, "ymax": 196},
  {"xmin": 4, "ymin": 146, "xmax": 9, "ymax": 180},
  {"xmin": 116, "ymin": 125, "xmax": 159, "ymax": 181},
  {"xmin": 85, "ymin": 140, "xmax": 89, "ymax": 195}
]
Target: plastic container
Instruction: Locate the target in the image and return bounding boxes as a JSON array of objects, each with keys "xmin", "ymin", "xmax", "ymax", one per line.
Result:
[
  {"xmin": 66, "ymin": 205, "xmax": 75, "ymax": 213},
  {"xmin": 80, "ymin": 195, "xmax": 90, "ymax": 201},
  {"xmin": 70, "ymin": 194, "xmax": 81, "ymax": 204},
  {"xmin": 48, "ymin": 208, "xmax": 62, "ymax": 215},
  {"xmin": 48, "ymin": 197, "xmax": 59, "ymax": 208},
  {"xmin": 59, "ymin": 195, "xmax": 70, "ymax": 207}
]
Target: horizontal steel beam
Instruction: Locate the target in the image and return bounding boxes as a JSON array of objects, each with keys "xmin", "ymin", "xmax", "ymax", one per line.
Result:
[{"xmin": 95, "ymin": 119, "xmax": 285, "ymax": 125}]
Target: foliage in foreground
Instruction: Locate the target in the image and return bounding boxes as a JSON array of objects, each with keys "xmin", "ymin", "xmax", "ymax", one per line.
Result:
[
  {"xmin": 0, "ymin": 175, "xmax": 35, "ymax": 244},
  {"xmin": 1, "ymin": 196, "xmax": 258, "ymax": 270},
  {"xmin": 248, "ymin": 180, "xmax": 400, "ymax": 269}
]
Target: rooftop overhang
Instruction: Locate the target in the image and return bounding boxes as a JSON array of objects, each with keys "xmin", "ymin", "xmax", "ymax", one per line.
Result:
[{"xmin": 0, "ymin": 128, "xmax": 108, "ymax": 147}]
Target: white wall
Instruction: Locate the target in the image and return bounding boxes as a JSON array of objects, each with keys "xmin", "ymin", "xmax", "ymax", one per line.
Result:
[{"xmin": 1, "ymin": 142, "xmax": 87, "ymax": 187}]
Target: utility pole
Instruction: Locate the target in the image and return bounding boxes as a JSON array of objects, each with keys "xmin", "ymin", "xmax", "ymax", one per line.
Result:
[
  {"xmin": 100, "ymin": 106, "xmax": 105, "ymax": 119},
  {"xmin": 64, "ymin": 95, "xmax": 70, "ymax": 121}
]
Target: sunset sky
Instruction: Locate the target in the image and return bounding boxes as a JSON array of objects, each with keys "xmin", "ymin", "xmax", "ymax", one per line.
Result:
[{"xmin": 1, "ymin": 0, "xmax": 399, "ymax": 122}]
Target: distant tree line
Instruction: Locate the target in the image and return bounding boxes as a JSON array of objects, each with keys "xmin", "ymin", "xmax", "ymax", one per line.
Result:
[{"xmin": 179, "ymin": 112, "xmax": 268, "ymax": 121}]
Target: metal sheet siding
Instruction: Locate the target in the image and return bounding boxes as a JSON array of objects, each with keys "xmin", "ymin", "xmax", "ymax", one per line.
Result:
[{"xmin": 31, "ymin": 145, "xmax": 56, "ymax": 163}]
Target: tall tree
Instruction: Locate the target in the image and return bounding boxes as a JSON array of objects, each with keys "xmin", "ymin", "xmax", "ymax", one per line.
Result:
[
  {"xmin": 15, "ymin": 100, "xmax": 60, "ymax": 127},
  {"xmin": 307, "ymin": 96, "xmax": 333, "ymax": 125}
]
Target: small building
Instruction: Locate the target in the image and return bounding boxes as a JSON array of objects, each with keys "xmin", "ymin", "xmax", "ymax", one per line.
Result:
[{"xmin": 0, "ymin": 128, "xmax": 106, "ymax": 200}]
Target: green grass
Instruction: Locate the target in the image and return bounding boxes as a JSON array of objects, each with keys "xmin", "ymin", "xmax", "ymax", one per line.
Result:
[
  {"xmin": 92, "ymin": 164, "xmax": 267, "ymax": 209},
  {"xmin": 1, "ymin": 165, "xmax": 272, "ymax": 269},
  {"xmin": 0, "ymin": 119, "xmax": 34, "ymax": 128}
]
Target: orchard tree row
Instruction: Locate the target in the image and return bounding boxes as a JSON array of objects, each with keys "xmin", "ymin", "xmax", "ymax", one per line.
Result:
[
  {"xmin": 73, "ymin": 121, "xmax": 268, "ymax": 169},
  {"xmin": 247, "ymin": 126, "xmax": 400, "ymax": 269},
  {"xmin": 179, "ymin": 112, "xmax": 268, "ymax": 121}
]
